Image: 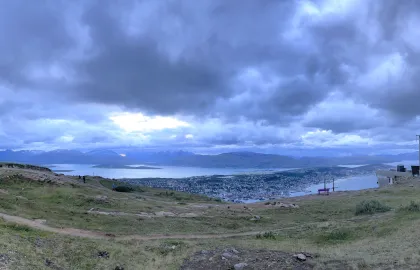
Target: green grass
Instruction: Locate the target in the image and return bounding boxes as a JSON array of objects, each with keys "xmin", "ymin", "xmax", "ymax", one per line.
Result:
[{"xmin": 355, "ymin": 200, "xmax": 391, "ymax": 215}]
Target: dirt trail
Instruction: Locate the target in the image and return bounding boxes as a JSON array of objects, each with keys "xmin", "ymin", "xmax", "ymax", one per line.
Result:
[{"xmin": 0, "ymin": 212, "xmax": 268, "ymax": 241}]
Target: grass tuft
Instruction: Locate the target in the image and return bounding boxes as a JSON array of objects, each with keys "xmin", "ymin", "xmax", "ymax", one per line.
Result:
[
  {"xmin": 355, "ymin": 200, "xmax": 391, "ymax": 215},
  {"xmin": 316, "ymin": 228, "xmax": 354, "ymax": 244},
  {"xmin": 399, "ymin": 201, "xmax": 420, "ymax": 212}
]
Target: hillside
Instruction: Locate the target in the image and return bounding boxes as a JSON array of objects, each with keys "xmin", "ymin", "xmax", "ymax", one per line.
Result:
[{"xmin": 1, "ymin": 165, "xmax": 420, "ymax": 269}]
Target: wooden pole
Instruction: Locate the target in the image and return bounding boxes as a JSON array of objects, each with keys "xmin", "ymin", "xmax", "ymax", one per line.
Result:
[
  {"xmin": 333, "ymin": 178, "xmax": 335, "ymax": 192},
  {"xmin": 324, "ymin": 178, "xmax": 326, "ymax": 190}
]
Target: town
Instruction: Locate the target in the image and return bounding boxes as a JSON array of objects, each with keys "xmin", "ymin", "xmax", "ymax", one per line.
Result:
[{"xmin": 119, "ymin": 164, "xmax": 390, "ymax": 202}]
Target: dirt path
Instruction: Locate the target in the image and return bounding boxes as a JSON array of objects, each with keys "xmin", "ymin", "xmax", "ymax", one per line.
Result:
[{"xmin": 0, "ymin": 212, "xmax": 271, "ymax": 241}]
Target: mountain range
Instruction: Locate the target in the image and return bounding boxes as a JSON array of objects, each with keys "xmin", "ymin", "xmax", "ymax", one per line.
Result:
[{"xmin": 0, "ymin": 149, "xmax": 418, "ymax": 168}]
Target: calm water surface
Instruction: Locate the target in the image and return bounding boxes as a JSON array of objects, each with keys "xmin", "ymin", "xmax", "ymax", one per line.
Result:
[{"xmin": 49, "ymin": 164, "xmax": 292, "ymax": 179}]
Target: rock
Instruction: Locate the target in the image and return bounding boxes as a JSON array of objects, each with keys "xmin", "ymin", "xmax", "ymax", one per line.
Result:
[
  {"xmin": 200, "ymin": 250, "xmax": 209, "ymax": 255},
  {"xmin": 179, "ymin": 213, "xmax": 199, "ymax": 217},
  {"xmin": 154, "ymin": 211, "xmax": 176, "ymax": 217},
  {"xmin": 0, "ymin": 254, "xmax": 10, "ymax": 265},
  {"xmin": 34, "ymin": 219, "xmax": 47, "ymax": 224},
  {"xmin": 294, "ymin": 253, "xmax": 306, "ymax": 261},
  {"xmin": 221, "ymin": 252, "xmax": 239, "ymax": 259},
  {"xmin": 95, "ymin": 195, "xmax": 109, "ymax": 203},
  {"xmin": 234, "ymin": 262, "xmax": 248, "ymax": 269},
  {"xmin": 222, "ymin": 252, "xmax": 233, "ymax": 258},
  {"xmin": 231, "ymin": 248, "xmax": 240, "ymax": 254},
  {"xmin": 114, "ymin": 266, "xmax": 124, "ymax": 270},
  {"xmin": 250, "ymin": 215, "xmax": 261, "ymax": 221},
  {"xmin": 303, "ymin": 252, "xmax": 313, "ymax": 258}
]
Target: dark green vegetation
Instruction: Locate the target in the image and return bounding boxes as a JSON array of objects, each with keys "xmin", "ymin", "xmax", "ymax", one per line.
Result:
[
  {"xmin": 256, "ymin": 231, "xmax": 276, "ymax": 240},
  {"xmin": 355, "ymin": 200, "xmax": 391, "ymax": 215},
  {"xmin": 0, "ymin": 162, "xmax": 51, "ymax": 172},
  {"xmin": 113, "ymin": 186, "xmax": 134, "ymax": 192}
]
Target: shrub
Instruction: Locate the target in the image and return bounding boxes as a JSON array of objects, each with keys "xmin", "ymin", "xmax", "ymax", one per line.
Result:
[
  {"xmin": 114, "ymin": 186, "xmax": 134, "ymax": 193},
  {"xmin": 399, "ymin": 201, "xmax": 420, "ymax": 212},
  {"xmin": 256, "ymin": 231, "xmax": 276, "ymax": 240},
  {"xmin": 355, "ymin": 200, "xmax": 391, "ymax": 215}
]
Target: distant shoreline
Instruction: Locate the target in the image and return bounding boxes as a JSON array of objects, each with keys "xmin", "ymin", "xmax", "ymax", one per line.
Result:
[{"xmin": 91, "ymin": 164, "xmax": 161, "ymax": 170}]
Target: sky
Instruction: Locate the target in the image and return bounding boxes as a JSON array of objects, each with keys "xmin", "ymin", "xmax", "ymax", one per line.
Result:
[{"xmin": 1, "ymin": 0, "xmax": 420, "ymax": 156}]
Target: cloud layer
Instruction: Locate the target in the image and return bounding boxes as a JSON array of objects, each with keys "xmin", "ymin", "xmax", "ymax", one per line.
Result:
[{"xmin": 1, "ymin": 0, "xmax": 420, "ymax": 155}]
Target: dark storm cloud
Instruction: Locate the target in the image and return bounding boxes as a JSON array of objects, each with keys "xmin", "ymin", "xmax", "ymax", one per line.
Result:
[
  {"xmin": 2, "ymin": 0, "xmax": 420, "ymax": 151},
  {"xmin": 0, "ymin": 0, "xmax": 75, "ymax": 88},
  {"xmin": 70, "ymin": 0, "xmax": 306, "ymax": 118}
]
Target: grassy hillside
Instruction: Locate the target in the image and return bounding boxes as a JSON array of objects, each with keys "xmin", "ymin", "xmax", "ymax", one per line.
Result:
[{"xmin": 1, "ymin": 165, "xmax": 420, "ymax": 269}]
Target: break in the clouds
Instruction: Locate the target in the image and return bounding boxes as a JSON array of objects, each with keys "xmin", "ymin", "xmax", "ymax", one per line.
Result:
[{"xmin": 1, "ymin": 0, "xmax": 420, "ymax": 154}]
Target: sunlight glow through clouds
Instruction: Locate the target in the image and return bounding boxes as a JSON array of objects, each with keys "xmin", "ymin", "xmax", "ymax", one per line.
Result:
[
  {"xmin": 301, "ymin": 129, "xmax": 373, "ymax": 147},
  {"xmin": 109, "ymin": 112, "xmax": 190, "ymax": 133}
]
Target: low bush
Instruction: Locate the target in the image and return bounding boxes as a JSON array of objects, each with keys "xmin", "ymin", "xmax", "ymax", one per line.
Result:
[
  {"xmin": 114, "ymin": 186, "xmax": 134, "ymax": 193},
  {"xmin": 355, "ymin": 200, "xmax": 391, "ymax": 215},
  {"xmin": 256, "ymin": 231, "xmax": 276, "ymax": 240},
  {"xmin": 399, "ymin": 201, "xmax": 420, "ymax": 212},
  {"xmin": 315, "ymin": 228, "xmax": 355, "ymax": 244}
]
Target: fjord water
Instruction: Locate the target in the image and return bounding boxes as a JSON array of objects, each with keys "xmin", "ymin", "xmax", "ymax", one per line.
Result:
[{"xmin": 49, "ymin": 164, "xmax": 292, "ymax": 179}]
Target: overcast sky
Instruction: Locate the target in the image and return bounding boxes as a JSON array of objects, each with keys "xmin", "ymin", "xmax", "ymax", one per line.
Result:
[{"xmin": 1, "ymin": 0, "xmax": 420, "ymax": 155}]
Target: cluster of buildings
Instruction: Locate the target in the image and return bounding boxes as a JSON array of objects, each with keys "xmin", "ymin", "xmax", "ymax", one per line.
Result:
[
  {"xmin": 120, "ymin": 165, "xmax": 381, "ymax": 202},
  {"xmin": 376, "ymin": 164, "xmax": 419, "ymax": 187}
]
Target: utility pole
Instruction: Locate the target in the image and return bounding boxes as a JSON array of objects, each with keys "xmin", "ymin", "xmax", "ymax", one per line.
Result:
[{"xmin": 417, "ymin": 135, "xmax": 420, "ymax": 167}]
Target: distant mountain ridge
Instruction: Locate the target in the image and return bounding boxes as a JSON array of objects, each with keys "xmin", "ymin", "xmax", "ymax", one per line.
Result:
[{"xmin": 0, "ymin": 149, "xmax": 417, "ymax": 168}]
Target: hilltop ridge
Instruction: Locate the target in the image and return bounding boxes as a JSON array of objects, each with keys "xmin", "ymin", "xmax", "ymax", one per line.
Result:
[{"xmin": 1, "ymin": 164, "xmax": 420, "ymax": 269}]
